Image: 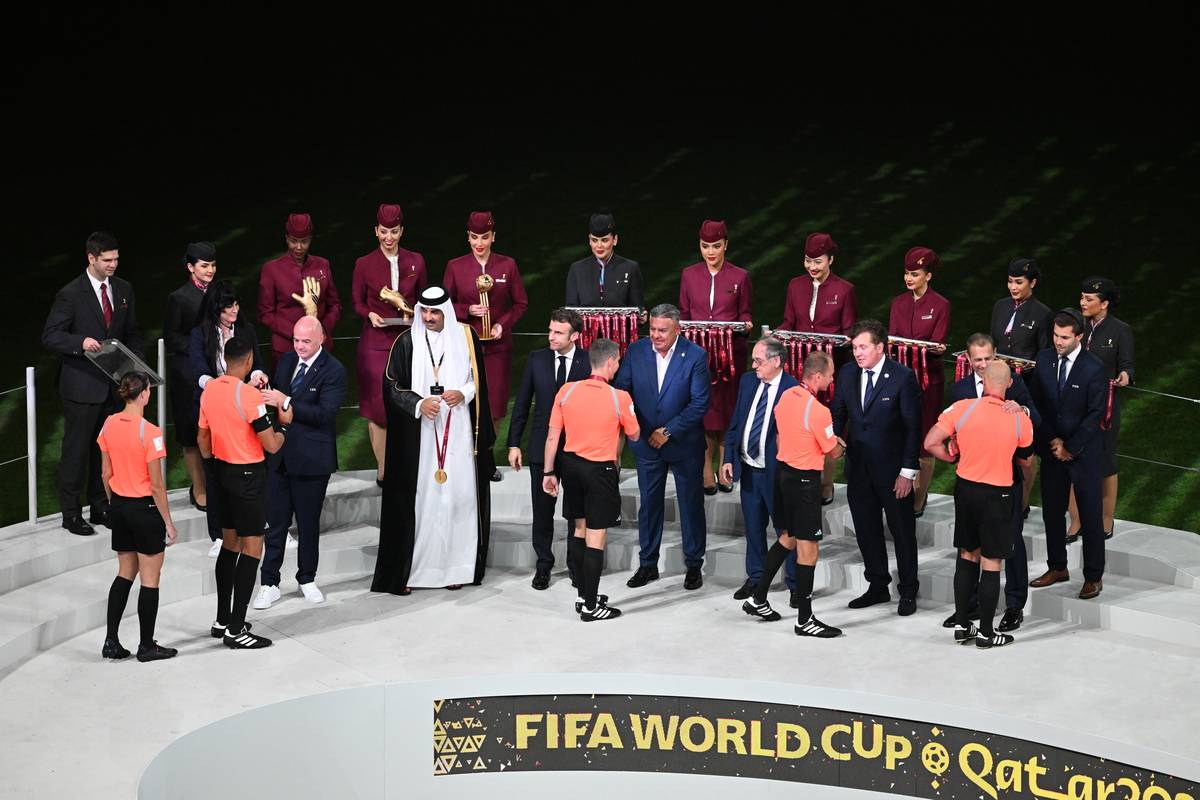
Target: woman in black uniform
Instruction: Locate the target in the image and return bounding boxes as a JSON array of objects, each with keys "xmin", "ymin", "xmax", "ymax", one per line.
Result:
[
  {"xmin": 98, "ymin": 372, "xmax": 179, "ymax": 662},
  {"xmin": 1069, "ymin": 276, "xmax": 1134, "ymax": 541}
]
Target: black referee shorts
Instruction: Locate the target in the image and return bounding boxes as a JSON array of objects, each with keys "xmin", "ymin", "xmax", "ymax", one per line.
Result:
[
  {"xmin": 772, "ymin": 463, "xmax": 824, "ymax": 541},
  {"xmin": 560, "ymin": 451, "xmax": 621, "ymax": 530},
  {"xmin": 110, "ymin": 493, "xmax": 166, "ymax": 555},
  {"xmin": 953, "ymin": 477, "xmax": 1015, "ymax": 559},
  {"xmin": 212, "ymin": 459, "xmax": 269, "ymax": 537}
]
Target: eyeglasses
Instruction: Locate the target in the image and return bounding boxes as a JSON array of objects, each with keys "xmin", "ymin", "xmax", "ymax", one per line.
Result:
[{"xmin": 750, "ymin": 356, "xmax": 780, "ymax": 366}]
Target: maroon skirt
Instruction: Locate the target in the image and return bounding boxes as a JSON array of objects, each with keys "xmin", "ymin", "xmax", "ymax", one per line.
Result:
[
  {"xmin": 357, "ymin": 338, "xmax": 397, "ymax": 427},
  {"xmin": 919, "ymin": 375, "xmax": 945, "ymax": 458}
]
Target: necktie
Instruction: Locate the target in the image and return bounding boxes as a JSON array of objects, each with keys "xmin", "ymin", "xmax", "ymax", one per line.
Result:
[
  {"xmin": 291, "ymin": 362, "xmax": 308, "ymax": 393},
  {"xmin": 863, "ymin": 369, "xmax": 875, "ymax": 410},
  {"xmin": 100, "ymin": 283, "xmax": 113, "ymax": 327},
  {"xmin": 746, "ymin": 382, "xmax": 770, "ymax": 460},
  {"xmin": 1057, "ymin": 355, "xmax": 1068, "ymax": 395},
  {"xmin": 556, "ymin": 355, "xmax": 566, "ymax": 388}
]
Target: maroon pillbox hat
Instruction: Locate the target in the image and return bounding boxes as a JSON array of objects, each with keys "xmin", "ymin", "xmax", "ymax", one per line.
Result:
[
  {"xmin": 377, "ymin": 203, "xmax": 404, "ymax": 228},
  {"xmin": 805, "ymin": 232, "xmax": 838, "ymax": 258},
  {"xmin": 904, "ymin": 246, "xmax": 939, "ymax": 272},
  {"xmin": 468, "ymin": 211, "xmax": 495, "ymax": 234},
  {"xmin": 285, "ymin": 213, "xmax": 313, "ymax": 239},
  {"xmin": 698, "ymin": 219, "xmax": 728, "ymax": 242}
]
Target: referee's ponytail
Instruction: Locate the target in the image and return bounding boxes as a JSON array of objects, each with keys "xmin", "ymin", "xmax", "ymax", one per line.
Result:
[{"xmin": 118, "ymin": 371, "xmax": 151, "ymax": 402}]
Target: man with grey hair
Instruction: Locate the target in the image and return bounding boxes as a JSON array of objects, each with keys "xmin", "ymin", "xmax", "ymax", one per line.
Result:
[
  {"xmin": 721, "ymin": 337, "xmax": 800, "ymax": 601},
  {"xmin": 614, "ymin": 303, "xmax": 711, "ymax": 590}
]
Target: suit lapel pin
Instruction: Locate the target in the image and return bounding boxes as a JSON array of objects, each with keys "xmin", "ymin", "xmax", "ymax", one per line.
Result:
[{"xmin": 884, "ymin": 373, "xmax": 889, "ymax": 379}]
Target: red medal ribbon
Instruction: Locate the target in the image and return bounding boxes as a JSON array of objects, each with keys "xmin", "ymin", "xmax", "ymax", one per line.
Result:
[
  {"xmin": 433, "ymin": 408, "xmax": 452, "ymax": 475},
  {"xmin": 1100, "ymin": 379, "xmax": 1116, "ymax": 431},
  {"xmin": 956, "ymin": 353, "xmax": 969, "ymax": 381}
]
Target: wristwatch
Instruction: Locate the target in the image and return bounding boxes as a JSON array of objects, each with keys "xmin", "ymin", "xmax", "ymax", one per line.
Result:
[{"xmin": 282, "ymin": 396, "xmax": 292, "ymax": 411}]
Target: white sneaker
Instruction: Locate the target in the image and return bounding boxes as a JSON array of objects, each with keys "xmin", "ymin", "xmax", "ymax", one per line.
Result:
[
  {"xmin": 207, "ymin": 540, "xmax": 222, "ymax": 558},
  {"xmin": 253, "ymin": 584, "xmax": 282, "ymax": 610},
  {"xmin": 286, "ymin": 533, "xmax": 299, "ymax": 550},
  {"xmin": 300, "ymin": 582, "xmax": 325, "ymax": 604}
]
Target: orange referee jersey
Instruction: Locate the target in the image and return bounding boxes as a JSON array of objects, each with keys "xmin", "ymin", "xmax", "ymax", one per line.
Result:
[
  {"xmin": 97, "ymin": 412, "xmax": 166, "ymax": 497},
  {"xmin": 774, "ymin": 386, "xmax": 838, "ymax": 470},
  {"xmin": 936, "ymin": 396, "xmax": 1033, "ymax": 487},
  {"xmin": 550, "ymin": 377, "xmax": 640, "ymax": 462},
  {"xmin": 198, "ymin": 375, "xmax": 269, "ymax": 464}
]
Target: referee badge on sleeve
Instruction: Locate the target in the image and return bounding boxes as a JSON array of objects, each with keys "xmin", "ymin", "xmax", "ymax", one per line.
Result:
[
  {"xmin": 824, "ymin": 424, "xmax": 834, "ymax": 439},
  {"xmin": 153, "ymin": 436, "xmax": 164, "ymax": 452},
  {"xmin": 257, "ymin": 404, "xmax": 267, "ymax": 418},
  {"xmin": 628, "ymin": 402, "xmax": 636, "ymax": 417}
]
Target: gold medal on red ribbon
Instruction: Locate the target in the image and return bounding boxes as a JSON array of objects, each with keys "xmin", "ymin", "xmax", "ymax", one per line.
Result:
[{"xmin": 434, "ymin": 469, "xmax": 448, "ymax": 484}]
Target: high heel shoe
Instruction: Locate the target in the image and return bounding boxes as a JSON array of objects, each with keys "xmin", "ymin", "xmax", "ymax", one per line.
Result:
[{"xmin": 189, "ymin": 487, "xmax": 207, "ymax": 512}]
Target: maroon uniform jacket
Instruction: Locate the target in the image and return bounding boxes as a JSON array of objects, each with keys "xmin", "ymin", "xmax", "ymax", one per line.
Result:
[
  {"xmin": 257, "ymin": 253, "xmax": 341, "ymax": 358},
  {"xmin": 679, "ymin": 261, "xmax": 752, "ymax": 430},
  {"xmin": 443, "ymin": 253, "xmax": 528, "ymax": 354},
  {"xmin": 889, "ymin": 288, "xmax": 951, "ymax": 446},
  {"xmin": 778, "ymin": 273, "xmax": 857, "ymax": 334}
]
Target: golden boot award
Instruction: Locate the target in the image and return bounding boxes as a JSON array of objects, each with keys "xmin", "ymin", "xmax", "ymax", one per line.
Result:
[
  {"xmin": 476, "ymin": 273, "xmax": 497, "ymax": 340},
  {"xmin": 379, "ymin": 286, "xmax": 416, "ymax": 320}
]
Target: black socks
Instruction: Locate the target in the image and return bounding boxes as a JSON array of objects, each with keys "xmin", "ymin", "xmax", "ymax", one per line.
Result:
[
  {"xmin": 977, "ymin": 570, "xmax": 1001, "ymax": 637},
  {"xmin": 583, "ymin": 547, "xmax": 604, "ymax": 610},
  {"xmin": 138, "ymin": 586, "xmax": 159, "ymax": 647},
  {"xmin": 568, "ymin": 535, "xmax": 585, "ymax": 585},
  {"xmin": 754, "ymin": 542, "xmax": 790, "ymax": 604},
  {"xmin": 106, "ymin": 576, "xmax": 134, "ymax": 641},
  {"xmin": 794, "ymin": 563, "xmax": 816, "ymax": 621},
  {"xmin": 214, "ymin": 546, "xmax": 238, "ymax": 626},
  {"xmin": 227, "ymin": 554, "xmax": 260, "ymax": 635},
  {"xmin": 953, "ymin": 557, "xmax": 980, "ymax": 628}
]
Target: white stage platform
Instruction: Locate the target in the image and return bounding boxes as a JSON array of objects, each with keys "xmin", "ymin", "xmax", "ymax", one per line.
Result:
[{"xmin": 0, "ymin": 469, "xmax": 1197, "ymax": 798}]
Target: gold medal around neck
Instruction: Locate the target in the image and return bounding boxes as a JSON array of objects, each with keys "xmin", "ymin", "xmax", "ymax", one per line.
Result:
[{"xmin": 434, "ymin": 469, "xmax": 448, "ymax": 484}]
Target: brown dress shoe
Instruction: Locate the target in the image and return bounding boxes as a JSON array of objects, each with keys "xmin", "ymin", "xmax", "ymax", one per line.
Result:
[
  {"xmin": 1079, "ymin": 580, "xmax": 1103, "ymax": 599},
  {"xmin": 1029, "ymin": 569, "xmax": 1070, "ymax": 588}
]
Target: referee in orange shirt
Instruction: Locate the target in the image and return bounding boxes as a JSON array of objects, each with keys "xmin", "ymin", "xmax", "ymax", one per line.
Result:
[
  {"xmin": 197, "ymin": 336, "xmax": 290, "ymax": 649},
  {"xmin": 925, "ymin": 361, "xmax": 1034, "ymax": 649},
  {"xmin": 542, "ymin": 338, "xmax": 640, "ymax": 621},
  {"xmin": 97, "ymin": 371, "xmax": 179, "ymax": 662},
  {"xmin": 742, "ymin": 351, "xmax": 845, "ymax": 637}
]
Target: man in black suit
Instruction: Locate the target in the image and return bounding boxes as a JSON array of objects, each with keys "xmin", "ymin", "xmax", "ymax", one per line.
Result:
[
  {"xmin": 829, "ymin": 319, "xmax": 923, "ymax": 615},
  {"xmin": 564, "ymin": 213, "xmax": 645, "ymax": 308},
  {"xmin": 42, "ymin": 231, "xmax": 144, "ymax": 536},
  {"xmin": 508, "ymin": 309, "xmax": 591, "ymax": 589},
  {"xmin": 254, "ymin": 317, "xmax": 347, "ymax": 609},
  {"xmin": 1027, "ymin": 310, "xmax": 1108, "ymax": 599},
  {"xmin": 941, "ymin": 333, "xmax": 1041, "ymax": 632}
]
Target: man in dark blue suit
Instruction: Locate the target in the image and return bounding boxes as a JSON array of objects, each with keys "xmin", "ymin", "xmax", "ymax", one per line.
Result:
[
  {"xmin": 254, "ymin": 317, "xmax": 347, "ymax": 608},
  {"xmin": 941, "ymin": 333, "xmax": 1041, "ymax": 632},
  {"xmin": 721, "ymin": 337, "xmax": 799, "ymax": 600},
  {"xmin": 830, "ymin": 319, "xmax": 923, "ymax": 615},
  {"xmin": 507, "ymin": 309, "xmax": 592, "ymax": 590},
  {"xmin": 614, "ymin": 303, "xmax": 711, "ymax": 590},
  {"xmin": 1026, "ymin": 310, "xmax": 1107, "ymax": 599}
]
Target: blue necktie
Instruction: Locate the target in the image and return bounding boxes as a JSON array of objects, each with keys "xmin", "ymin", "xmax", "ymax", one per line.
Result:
[
  {"xmin": 291, "ymin": 362, "xmax": 308, "ymax": 394},
  {"xmin": 746, "ymin": 382, "xmax": 770, "ymax": 460},
  {"xmin": 1057, "ymin": 355, "xmax": 1068, "ymax": 396},
  {"xmin": 862, "ymin": 369, "xmax": 875, "ymax": 410}
]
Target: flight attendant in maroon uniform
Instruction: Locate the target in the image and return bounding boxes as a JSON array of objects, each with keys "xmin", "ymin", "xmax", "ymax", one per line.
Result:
[
  {"xmin": 257, "ymin": 213, "xmax": 342, "ymax": 366},
  {"xmin": 444, "ymin": 211, "xmax": 529, "ymax": 480},
  {"xmin": 888, "ymin": 246, "xmax": 950, "ymax": 517},
  {"xmin": 351, "ymin": 203, "xmax": 427, "ymax": 484},
  {"xmin": 777, "ymin": 232, "xmax": 857, "ymax": 503},
  {"xmin": 678, "ymin": 219, "xmax": 753, "ymax": 494}
]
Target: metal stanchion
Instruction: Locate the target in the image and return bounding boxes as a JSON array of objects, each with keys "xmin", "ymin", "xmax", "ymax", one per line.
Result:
[
  {"xmin": 25, "ymin": 367, "xmax": 36, "ymax": 524},
  {"xmin": 156, "ymin": 338, "xmax": 167, "ymax": 481}
]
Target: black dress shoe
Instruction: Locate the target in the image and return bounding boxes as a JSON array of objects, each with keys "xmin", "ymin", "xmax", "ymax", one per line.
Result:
[
  {"xmin": 1104, "ymin": 529, "xmax": 1114, "ymax": 540},
  {"xmin": 822, "ymin": 487, "xmax": 835, "ymax": 506},
  {"xmin": 913, "ymin": 509, "xmax": 925, "ymax": 519},
  {"xmin": 703, "ymin": 485, "xmax": 718, "ymax": 496},
  {"xmin": 716, "ymin": 482, "xmax": 734, "ymax": 493},
  {"xmin": 89, "ymin": 508, "xmax": 110, "ymax": 527},
  {"xmin": 490, "ymin": 468, "xmax": 503, "ymax": 482},
  {"xmin": 102, "ymin": 638, "xmax": 130, "ymax": 659},
  {"xmin": 63, "ymin": 516, "xmax": 96, "ymax": 536},
  {"xmin": 847, "ymin": 587, "xmax": 891, "ymax": 609},
  {"xmin": 531, "ymin": 570, "xmax": 550, "ymax": 590},
  {"xmin": 997, "ymin": 609, "xmax": 1024, "ymax": 632},
  {"xmin": 626, "ymin": 566, "xmax": 659, "ymax": 588},
  {"xmin": 684, "ymin": 567, "xmax": 703, "ymax": 590},
  {"xmin": 898, "ymin": 597, "xmax": 918, "ymax": 616},
  {"xmin": 733, "ymin": 579, "xmax": 755, "ymax": 600},
  {"xmin": 376, "ymin": 478, "xmax": 384, "ymax": 488},
  {"xmin": 1022, "ymin": 506, "xmax": 1030, "ymax": 520},
  {"xmin": 1065, "ymin": 532, "xmax": 1079, "ymax": 544},
  {"xmin": 188, "ymin": 487, "xmax": 207, "ymax": 512},
  {"xmin": 137, "ymin": 642, "xmax": 179, "ymax": 662},
  {"xmin": 942, "ymin": 606, "xmax": 980, "ymax": 628}
]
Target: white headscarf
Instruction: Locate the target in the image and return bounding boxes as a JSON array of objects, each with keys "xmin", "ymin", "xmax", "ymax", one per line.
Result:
[{"xmin": 410, "ymin": 286, "xmax": 472, "ymax": 396}]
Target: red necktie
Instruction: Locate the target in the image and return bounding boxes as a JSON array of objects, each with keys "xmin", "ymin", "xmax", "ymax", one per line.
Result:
[{"xmin": 100, "ymin": 283, "xmax": 113, "ymax": 327}]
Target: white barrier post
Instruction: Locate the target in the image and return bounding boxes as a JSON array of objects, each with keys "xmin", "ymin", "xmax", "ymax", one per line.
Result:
[
  {"xmin": 157, "ymin": 338, "xmax": 167, "ymax": 482},
  {"xmin": 26, "ymin": 366, "xmax": 36, "ymax": 524}
]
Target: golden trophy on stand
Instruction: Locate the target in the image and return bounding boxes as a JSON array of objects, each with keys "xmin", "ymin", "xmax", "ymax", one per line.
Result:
[
  {"xmin": 476, "ymin": 274, "xmax": 497, "ymax": 340},
  {"xmin": 378, "ymin": 286, "xmax": 415, "ymax": 325}
]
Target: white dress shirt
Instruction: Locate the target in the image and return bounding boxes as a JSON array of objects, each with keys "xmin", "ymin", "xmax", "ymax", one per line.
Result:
[
  {"xmin": 974, "ymin": 375, "xmax": 984, "ymax": 398},
  {"xmin": 808, "ymin": 279, "xmax": 821, "ymax": 322},
  {"xmin": 282, "ymin": 347, "xmax": 322, "ymax": 410},
  {"xmin": 387, "ymin": 254, "xmax": 399, "ymax": 291},
  {"xmin": 1058, "ymin": 343, "xmax": 1082, "ymax": 383},
  {"xmin": 554, "ymin": 345, "xmax": 577, "ymax": 380},
  {"xmin": 655, "ymin": 339, "xmax": 678, "ymax": 392},
  {"xmin": 741, "ymin": 371, "xmax": 782, "ymax": 469},
  {"xmin": 85, "ymin": 271, "xmax": 112, "ymax": 311}
]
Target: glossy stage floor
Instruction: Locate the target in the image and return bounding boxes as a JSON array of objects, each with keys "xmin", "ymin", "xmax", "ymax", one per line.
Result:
[{"xmin": 1, "ymin": 469, "xmax": 1197, "ymax": 799}]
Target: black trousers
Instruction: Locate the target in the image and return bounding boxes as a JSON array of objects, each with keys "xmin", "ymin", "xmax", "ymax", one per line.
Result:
[
  {"xmin": 846, "ymin": 472, "xmax": 919, "ymax": 599},
  {"xmin": 1041, "ymin": 454, "xmax": 1105, "ymax": 582},
  {"xmin": 529, "ymin": 462, "xmax": 571, "ymax": 573},
  {"xmin": 1004, "ymin": 481, "xmax": 1029, "ymax": 610},
  {"xmin": 261, "ymin": 468, "xmax": 331, "ymax": 587},
  {"xmin": 59, "ymin": 396, "xmax": 116, "ymax": 517}
]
